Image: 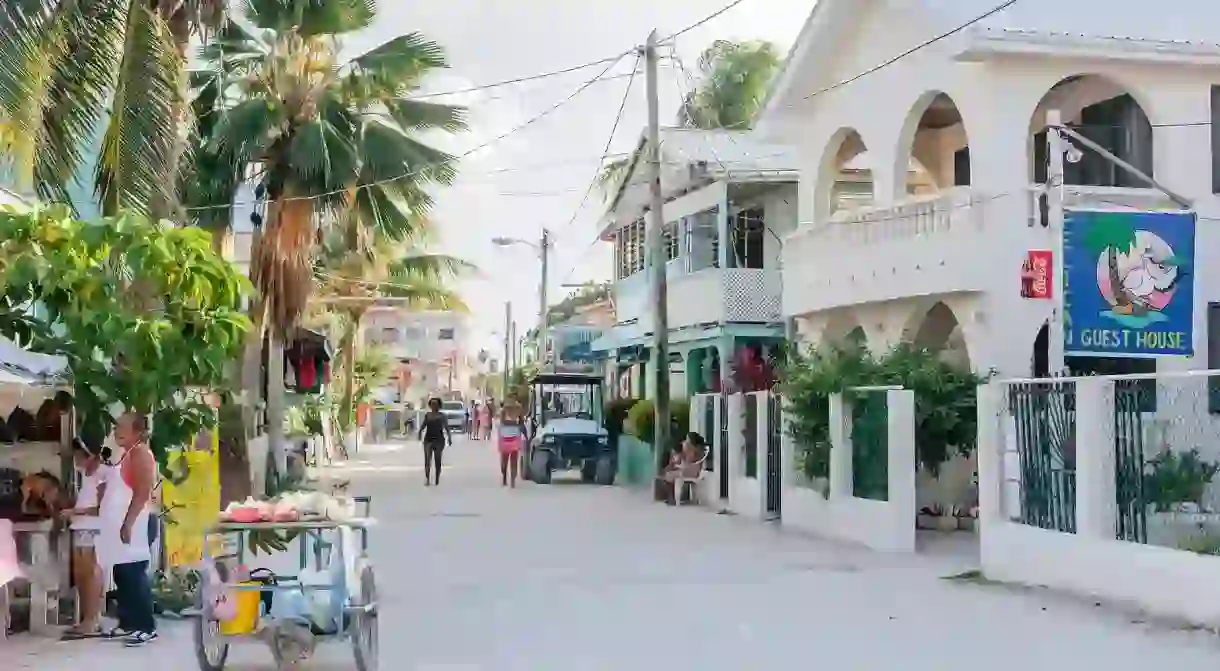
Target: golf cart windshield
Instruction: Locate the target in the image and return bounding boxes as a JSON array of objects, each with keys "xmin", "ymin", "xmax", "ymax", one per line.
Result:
[{"xmin": 529, "ymin": 373, "xmax": 603, "ymax": 427}]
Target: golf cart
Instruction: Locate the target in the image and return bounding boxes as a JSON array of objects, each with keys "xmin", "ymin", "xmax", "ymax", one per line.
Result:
[{"xmin": 522, "ymin": 372, "xmax": 614, "ymax": 485}]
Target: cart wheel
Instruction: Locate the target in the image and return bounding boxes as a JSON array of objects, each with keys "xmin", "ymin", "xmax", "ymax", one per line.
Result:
[
  {"xmin": 193, "ymin": 591, "xmax": 229, "ymax": 671},
  {"xmin": 352, "ymin": 563, "xmax": 379, "ymax": 671}
]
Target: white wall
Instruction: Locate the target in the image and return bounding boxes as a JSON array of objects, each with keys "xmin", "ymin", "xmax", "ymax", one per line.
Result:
[
  {"xmin": 770, "ymin": 1, "xmax": 1220, "ymax": 380},
  {"xmin": 781, "ymin": 390, "xmax": 917, "ymax": 552}
]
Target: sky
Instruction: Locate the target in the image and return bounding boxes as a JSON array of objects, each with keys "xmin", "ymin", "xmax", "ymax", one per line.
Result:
[{"xmin": 342, "ymin": 0, "xmax": 818, "ymax": 357}]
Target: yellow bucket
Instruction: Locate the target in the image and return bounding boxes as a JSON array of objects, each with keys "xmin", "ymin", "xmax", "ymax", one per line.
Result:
[{"xmin": 217, "ymin": 582, "xmax": 263, "ymax": 635}]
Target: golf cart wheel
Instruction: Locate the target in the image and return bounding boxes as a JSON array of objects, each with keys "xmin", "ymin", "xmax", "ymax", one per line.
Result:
[
  {"xmin": 352, "ymin": 563, "xmax": 379, "ymax": 671},
  {"xmin": 193, "ymin": 590, "xmax": 229, "ymax": 671},
  {"xmin": 531, "ymin": 450, "xmax": 552, "ymax": 484},
  {"xmin": 520, "ymin": 452, "xmax": 532, "ymax": 482},
  {"xmin": 594, "ymin": 456, "xmax": 616, "ymax": 486},
  {"xmin": 580, "ymin": 460, "xmax": 597, "ymax": 483}
]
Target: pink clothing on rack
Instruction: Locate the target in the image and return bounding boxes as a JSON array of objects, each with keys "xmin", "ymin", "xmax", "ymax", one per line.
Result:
[{"xmin": 0, "ymin": 519, "xmax": 20, "ymax": 588}]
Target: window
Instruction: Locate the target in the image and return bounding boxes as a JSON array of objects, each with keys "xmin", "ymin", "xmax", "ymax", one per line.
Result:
[
  {"xmin": 615, "ymin": 219, "xmax": 645, "ymax": 279},
  {"xmin": 953, "ymin": 148, "xmax": 971, "ymax": 187},
  {"xmin": 729, "ymin": 207, "xmax": 765, "ymax": 269},
  {"xmin": 664, "ymin": 222, "xmax": 679, "ymax": 261},
  {"xmin": 379, "ymin": 327, "xmax": 398, "ymax": 344},
  {"xmin": 1210, "ymin": 303, "xmax": 1220, "ymax": 413},
  {"xmin": 1034, "ymin": 94, "xmax": 1153, "ymax": 187},
  {"xmin": 438, "ymin": 328, "xmax": 455, "ymax": 340}
]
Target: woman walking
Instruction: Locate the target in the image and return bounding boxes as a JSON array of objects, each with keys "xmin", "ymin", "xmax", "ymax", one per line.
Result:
[
  {"xmin": 497, "ymin": 398, "xmax": 527, "ymax": 487},
  {"xmin": 479, "ymin": 400, "xmax": 493, "ymax": 442},
  {"xmin": 470, "ymin": 400, "xmax": 481, "ymax": 440},
  {"xmin": 417, "ymin": 398, "xmax": 452, "ymax": 486},
  {"xmin": 60, "ymin": 438, "xmax": 111, "ymax": 639}
]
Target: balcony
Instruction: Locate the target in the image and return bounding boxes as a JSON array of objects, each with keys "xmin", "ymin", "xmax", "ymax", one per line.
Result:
[
  {"xmin": 610, "ymin": 267, "xmax": 782, "ymax": 343},
  {"xmin": 782, "ymin": 185, "xmax": 1181, "ymax": 317}
]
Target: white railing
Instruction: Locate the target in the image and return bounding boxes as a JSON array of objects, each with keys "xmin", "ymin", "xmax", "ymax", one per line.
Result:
[
  {"xmin": 612, "ymin": 267, "xmax": 782, "ymax": 333},
  {"xmin": 790, "ymin": 187, "xmax": 987, "ymax": 248}
]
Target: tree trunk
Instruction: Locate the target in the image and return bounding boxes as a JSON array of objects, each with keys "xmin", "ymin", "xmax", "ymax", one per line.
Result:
[
  {"xmin": 338, "ymin": 312, "xmax": 363, "ymax": 456},
  {"xmin": 267, "ymin": 334, "xmax": 287, "ymax": 477}
]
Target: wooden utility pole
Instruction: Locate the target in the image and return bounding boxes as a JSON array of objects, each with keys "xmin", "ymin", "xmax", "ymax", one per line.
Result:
[
  {"xmin": 503, "ymin": 301, "xmax": 512, "ymax": 400},
  {"xmin": 643, "ymin": 30, "xmax": 670, "ymax": 462}
]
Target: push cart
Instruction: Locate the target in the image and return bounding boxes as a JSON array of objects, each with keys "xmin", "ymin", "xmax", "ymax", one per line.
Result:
[{"xmin": 193, "ymin": 497, "xmax": 378, "ymax": 670}]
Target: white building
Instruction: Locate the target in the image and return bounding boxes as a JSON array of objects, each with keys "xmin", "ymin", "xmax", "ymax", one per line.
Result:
[
  {"xmin": 591, "ymin": 129, "xmax": 797, "ymax": 399},
  {"xmin": 758, "ymin": 0, "xmax": 1220, "ymax": 380},
  {"xmin": 363, "ymin": 308, "xmax": 474, "ymax": 403}
]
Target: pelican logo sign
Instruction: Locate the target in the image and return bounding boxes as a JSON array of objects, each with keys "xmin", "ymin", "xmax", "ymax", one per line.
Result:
[{"xmin": 1063, "ymin": 210, "xmax": 1195, "ymax": 357}]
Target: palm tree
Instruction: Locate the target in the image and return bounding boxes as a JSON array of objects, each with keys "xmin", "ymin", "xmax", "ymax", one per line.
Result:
[
  {"xmin": 595, "ymin": 39, "xmax": 781, "ymax": 199},
  {"xmin": 0, "ymin": 0, "xmax": 228, "ymax": 218},
  {"xmin": 1082, "ymin": 212, "xmax": 1139, "ymax": 314},
  {"xmin": 194, "ymin": 3, "xmax": 467, "ymax": 339}
]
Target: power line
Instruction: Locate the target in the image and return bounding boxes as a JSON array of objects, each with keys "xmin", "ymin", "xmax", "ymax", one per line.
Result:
[
  {"xmin": 555, "ymin": 52, "xmax": 642, "ymax": 235},
  {"xmin": 188, "ymin": 54, "xmax": 628, "ymax": 212},
  {"xmin": 400, "ymin": 0, "xmax": 753, "ymax": 101}
]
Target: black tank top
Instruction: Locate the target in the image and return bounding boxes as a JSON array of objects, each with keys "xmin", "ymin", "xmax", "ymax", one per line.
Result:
[{"xmin": 422, "ymin": 412, "xmax": 447, "ymax": 441}]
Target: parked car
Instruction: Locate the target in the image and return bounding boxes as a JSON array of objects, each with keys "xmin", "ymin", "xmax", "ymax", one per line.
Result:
[{"xmin": 441, "ymin": 400, "xmax": 467, "ymax": 432}]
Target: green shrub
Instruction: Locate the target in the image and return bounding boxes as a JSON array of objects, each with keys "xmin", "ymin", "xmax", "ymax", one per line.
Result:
[
  {"xmin": 604, "ymin": 397, "xmax": 641, "ymax": 439},
  {"xmin": 625, "ymin": 398, "xmax": 690, "ymax": 450},
  {"xmin": 778, "ymin": 343, "xmax": 985, "ymax": 482},
  {"xmin": 1143, "ymin": 448, "xmax": 1220, "ymax": 512}
]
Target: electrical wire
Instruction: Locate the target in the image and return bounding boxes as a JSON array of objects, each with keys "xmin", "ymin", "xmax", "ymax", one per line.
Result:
[
  {"xmin": 399, "ymin": 0, "xmax": 752, "ymax": 101},
  {"xmin": 554, "ymin": 52, "xmax": 642, "ymax": 235}
]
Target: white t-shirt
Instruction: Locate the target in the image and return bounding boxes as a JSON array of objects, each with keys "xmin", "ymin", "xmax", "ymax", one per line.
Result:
[{"xmin": 71, "ymin": 466, "xmax": 111, "ymax": 531}]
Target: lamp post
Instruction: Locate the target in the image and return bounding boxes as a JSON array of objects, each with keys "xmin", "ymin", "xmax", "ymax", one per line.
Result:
[{"xmin": 491, "ymin": 229, "xmax": 550, "ymax": 370}]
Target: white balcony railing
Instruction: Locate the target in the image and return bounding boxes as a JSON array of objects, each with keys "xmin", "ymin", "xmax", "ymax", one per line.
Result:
[
  {"xmin": 611, "ymin": 267, "xmax": 782, "ymax": 339},
  {"xmin": 783, "ymin": 188, "xmax": 995, "ymax": 314}
]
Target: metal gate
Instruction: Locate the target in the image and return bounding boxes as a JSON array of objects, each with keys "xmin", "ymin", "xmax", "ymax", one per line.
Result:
[
  {"xmin": 1114, "ymin": 379, "xmax": 1148, "ymax": 543},
  {"xmin": 702, "ymin": 396, "xmax": 715, "ymax": 475},
  {"xmin": 850, "ymin": 391, "xmax": 889, "ymax": 502},
  {"xmin": 1009, "ymin": 382, "xmax": 1076, "ymax": 533},
  {"xmin": 744, "ymin": 394, "xmax": 758, "ymax": 479},
  {"xmin": 718, "ymin": 394, "xmax": 729, "ymax": 499},
  {"xmin": 765, "ymin": 393, "xmax": 782, "ymax": 516}
]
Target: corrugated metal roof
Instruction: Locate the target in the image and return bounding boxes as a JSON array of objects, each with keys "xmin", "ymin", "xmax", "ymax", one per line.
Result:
[
  {"xmin": 925, "ymin": 0, "xmax": 1220, "ymax": 47},
  {"xmin": 659, "ymin": 128, "xmax": 798, "ymax": 175}
]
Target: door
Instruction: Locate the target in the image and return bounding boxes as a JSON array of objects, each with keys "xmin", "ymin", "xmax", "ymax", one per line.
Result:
[
  {"xmin": 718, "ymin": 395, "xmax": 729, "ymax": 499},
  {"xmin": 765, "ymin": 394, "xmax": 782, "ymax": 517}
]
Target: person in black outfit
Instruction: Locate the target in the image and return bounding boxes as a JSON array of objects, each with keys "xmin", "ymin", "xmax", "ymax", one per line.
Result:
[{"xmin": 417, "ymin": 397, "xmax": 452, "ymax": 486}]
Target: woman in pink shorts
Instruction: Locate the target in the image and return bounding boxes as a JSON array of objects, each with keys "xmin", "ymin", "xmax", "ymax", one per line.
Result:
[{"xmin": 497, "ymin": 398, "xmax": 526, "ymax": 487}]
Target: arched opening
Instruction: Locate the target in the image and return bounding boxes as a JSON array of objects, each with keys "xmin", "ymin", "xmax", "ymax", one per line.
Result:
[
  {"xmin": 816, "ymin": 128, "xmax": 874, "ymax": 219},
  {"xmin": 821, "ymin": 311, "xmax": 869, "ymax": 353},
  {"xmin": 908, "ymin": 302, "xmax": 970, "ymax": 370},
  {"xmin": 899, "ymin": 92, "xmax": 971, "ymax": 196},
  {"xmin": 1028, "ymin": 74, "xmax": 1153, "ymax": 187}
]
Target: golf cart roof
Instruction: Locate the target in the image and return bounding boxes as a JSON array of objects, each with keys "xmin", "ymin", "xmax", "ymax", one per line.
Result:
[{"xmin": 529, "ymin": 372, "xmax": 601, "ymax": 386}]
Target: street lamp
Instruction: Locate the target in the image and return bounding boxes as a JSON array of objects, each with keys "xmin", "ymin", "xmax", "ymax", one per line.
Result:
[{"xmin": 491, "ymin": 229, "xmax": 550, "ymax": 369}]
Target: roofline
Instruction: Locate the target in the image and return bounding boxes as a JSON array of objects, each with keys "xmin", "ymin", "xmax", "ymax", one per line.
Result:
[
  {"xmin": 605, "ymin": 133, "xmax": 648, "ymax": 214},
  {"xmin": 755, "ymin": 1, "xmax": 829, "ymax": 136},
  {"xmin": 958, "ymin": 27, "xmax": 1220, "ymax": 65}
]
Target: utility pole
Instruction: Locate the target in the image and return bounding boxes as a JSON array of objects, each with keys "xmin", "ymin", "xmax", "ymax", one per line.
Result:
[
  {"xmin": 1045, "ymin": 110, "xmax": 1066, "ymax": 375},
  {"xmin": 538, "ymin": 228, "xmax": 550, "ymax": 370},
  {"xmin": 510, "ymin": 320, "xmax": 517, "ymax": 372},
  {"xmin": 503, "ymin": 301, "xmax": 512, "ymax": 400},
  {"xmin": 643, "ymin": 30, "xmax": 670, "ymax": 463}
]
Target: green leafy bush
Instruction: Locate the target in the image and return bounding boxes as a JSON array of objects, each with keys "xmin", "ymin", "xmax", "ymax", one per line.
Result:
[
  {"xmin": 604, "ymin": 397, "xmax": 640, "ymax": 439},
  {"xmin": 779, "ymin": 343, "xmax": 985, "ymax": 482},
  {"xmin": 1143, "ymin": 448, "xmax": 1220, "ymax": 512},
  {"xmin": 625, "ymin": 398, "xmax": 690, "ymax": 450}
]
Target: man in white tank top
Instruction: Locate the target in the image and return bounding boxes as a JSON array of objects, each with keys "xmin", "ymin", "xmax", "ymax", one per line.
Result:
[{"xmin": 98, "ymin": 412, "xmax": 158, "ymax": 647}]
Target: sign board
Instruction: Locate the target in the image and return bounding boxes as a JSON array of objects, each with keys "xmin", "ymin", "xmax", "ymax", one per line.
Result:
[
  {"xmin": 162, "ymin": 432, "xmax": 221, "ymax": 567},
  {"xmin": 1063, "ymin": 209, "xmax": 1195, "ymax": 358},
  {"xmin": 1021, "ymin": 250, "xmax": 1053, "ymax": 299}
]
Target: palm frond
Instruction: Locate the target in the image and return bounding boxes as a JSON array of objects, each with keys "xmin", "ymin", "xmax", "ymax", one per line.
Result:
[
  {"xmin": 385, "ymin": 99, "xmax": 468, "ymax": 133},
  {"xmin": 358, "ymin": 115, "xmax": 457, "ymax": 187},
  {"xmin": 343, "ymin": 32, "xmax": 448, "ymax": 100},
  {"xmin": 95, "ymin": 2, "xmax": 181, "ymax": 217},
  {"xmin": 242, "ymin": 0, "xmax": 374, "ymax": 37},
  {"xmin": 594, "ymin": 157, "xmax": 631, "ymax": 199}
]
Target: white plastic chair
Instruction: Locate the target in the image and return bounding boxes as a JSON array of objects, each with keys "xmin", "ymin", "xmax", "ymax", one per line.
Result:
[{"xmin": 674, "ymin": 448, "xmax": 710, "ymax": 506}]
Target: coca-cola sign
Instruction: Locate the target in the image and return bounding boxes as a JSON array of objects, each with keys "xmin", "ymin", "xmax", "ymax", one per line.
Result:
[{"xmin": 1021, "ymin": 250, "xmax": 1053, "ymax": 300}]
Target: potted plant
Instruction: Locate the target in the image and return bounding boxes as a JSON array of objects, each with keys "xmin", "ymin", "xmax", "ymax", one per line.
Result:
[{"xmin": 1143, "ymin": 448, "xmax": 1220, "ymax": 546}]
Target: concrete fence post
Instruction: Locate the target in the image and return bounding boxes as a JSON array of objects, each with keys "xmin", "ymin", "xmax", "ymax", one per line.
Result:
[
  {"xmin": 886, "ymin": 389, "xmax": 917, "ymax": 551},
  {"xmin": 975, "ymin": 382, "xmax": 1005, "ymax": 526},
  {"xmin": 828, "ymin": 392, "xmax": 852, "ymax": 499},
  {"xmin": 726, "ymin": 393, "xmax": 745, "ymax": 485},
  {"xmin": 1075, "ymin": 377, "xmax": 1117, "ymax": 539}
]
